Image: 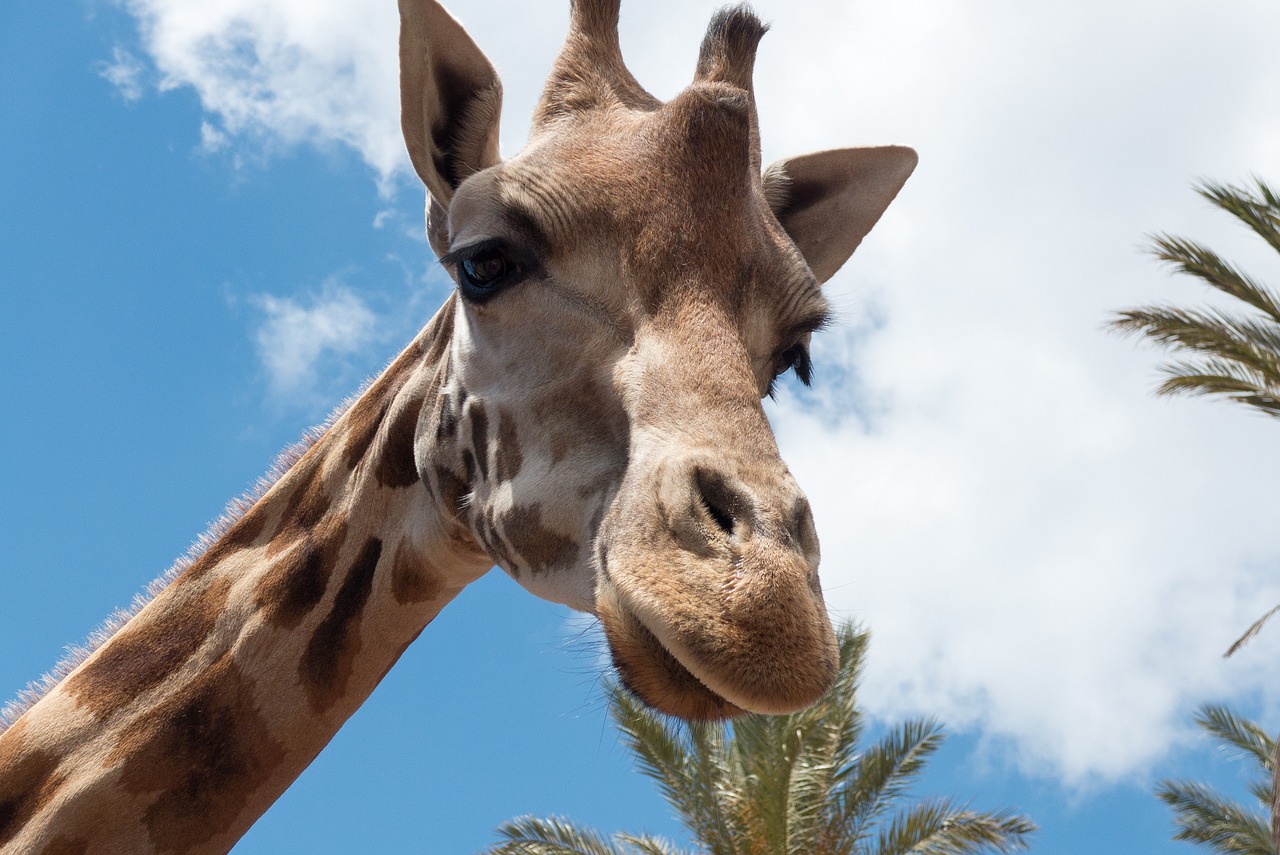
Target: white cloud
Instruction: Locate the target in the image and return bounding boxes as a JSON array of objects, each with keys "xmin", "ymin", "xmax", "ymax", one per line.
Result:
[
  {"xmin": 98, "ymin": 46, "xmax": 146, "ymax": 102},
  {"xmin": 253, "ymin": 281, "xmax": 377, "ymax": 399},
  {"xmin": 115, "ymin": 0, "xmax": 1280, "ymax": 784},
  {"xmin": 123, "ymin": 0, "xmax": 407, "ymax": 189}
]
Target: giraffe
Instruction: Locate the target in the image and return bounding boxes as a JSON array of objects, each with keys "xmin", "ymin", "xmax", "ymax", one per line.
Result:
[{"xmin": 0, "ymin": 0, "xmax": 916, "ymax": 851}]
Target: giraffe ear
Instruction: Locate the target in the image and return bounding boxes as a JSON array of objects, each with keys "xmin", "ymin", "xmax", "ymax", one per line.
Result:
[
  {"xmin": 763, "ymin": 146, "xmax": 917, "ymax": 284},
  {"xmin": 399, "ymin": 0, "xmax": 503, "ymax": 212}
]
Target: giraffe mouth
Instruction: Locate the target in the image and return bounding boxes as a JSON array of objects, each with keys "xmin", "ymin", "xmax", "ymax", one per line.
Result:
[
  {"xmin": 592, "ymin": 532, "xmax": 838, "ymax": 721},
  {"xmin": 596, "ymin": 586, "xmax": 743, "ymax": 721}
]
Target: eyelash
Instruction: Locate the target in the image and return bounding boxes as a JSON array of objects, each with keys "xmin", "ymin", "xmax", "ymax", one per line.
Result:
[{"xmin": 767, "ymin": 343, "xmax": 813, "ymax": 398}]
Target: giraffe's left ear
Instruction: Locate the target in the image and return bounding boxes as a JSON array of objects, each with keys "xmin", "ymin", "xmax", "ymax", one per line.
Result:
[
  {"xmin": 763, "ymin": 146, "xmax": 917, "ymax": 284},
  {"xmin": 399, "ymin": 0, "xmax": 503, "ymax": 226}
]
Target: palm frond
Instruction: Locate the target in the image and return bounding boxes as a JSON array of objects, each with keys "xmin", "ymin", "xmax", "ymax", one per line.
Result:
[
  {"xmin": 1110, "ymin": 306, "xmax": 1280, "ymax": 379},
  {"xmin": 1146, "ymin": 234, "xmax": 1280, "ymax": 323},
  {"xmin": 727, "ymin": 712, "xmax": 803, "ymax": 853},
  {"xmin": 490, "ymin": 622, "xmax": 1037, "ymax": 855},
  {"xmin": 1110, "ymin": 176, "xmax": 1280, "ymax": 423},
  {"xmin": 1156, "ymin": 780, "xmax": 1274, "ymax": 855},
  {"xmin": 820, "ymin": 718, "xmax": 946, "ymax": 852},
  {"xmin": 870, "ymin": 799, "xmax": 1035, "ymax": 855},
  {"xmin": 1153, "ymin": 359, "xmax": 1280, "ymax": 418},
  {"xmin": 1226, "ymin": 605, "xmax": 1280, "ymax": 657},
  {"xmin": 487, "ymin": 815, "xmax": 629, "ymax": 855},
  {"xmin": 1198, "ymin": 179, "xmax": 1280, "ymax": 269},
  {"xmin": 611, "ymin": 687, "xmax": 738, "ymax": 855},
  {"xmin": 1197, "ymin": 704, "xmax": 1276, "ymax": 771},
  {"xmin": 614, "ymin": 832, "xmax": 697, "ymax": 855}
]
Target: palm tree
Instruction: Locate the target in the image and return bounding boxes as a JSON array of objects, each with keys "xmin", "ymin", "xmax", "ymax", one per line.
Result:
[
  {"xmin": 1112, "ymin": 179, "xmax": 1280, "ymax": 851},
  {"xmin": 1111, "ymin": 179, "xmax": 1280, "ymax": 659},
  {"xmin": 1110, "ymin": 178, "xmax": 1280, "ymax": 421},
  {"xmin": 1157, "ymin": 704, "xmax": 1276, "ymax": 855},
  {"xmin": 484, "ymin": 623, "xmax": 1034, "ymax": 855}
]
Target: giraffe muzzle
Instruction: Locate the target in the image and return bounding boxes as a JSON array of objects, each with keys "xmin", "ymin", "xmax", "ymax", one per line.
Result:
[{"xmin": 595, "ymin": 452, "xmax": 838, "ymax": 720}]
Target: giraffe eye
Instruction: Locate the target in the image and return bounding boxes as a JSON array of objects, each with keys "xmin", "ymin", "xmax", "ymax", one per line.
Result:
[
  {"xmin": 461, "ymin": 251, "xmax": 511, "ymax": 289},
  {"xmin": 458, "ymin": 247, "xmax": 520, "ymax": 299},
  {"xmin": 766, "ymin": 344, "xmax": 813, "ymax": 398},
  {"xmin": 443, "ymin": 240, "xmax": 529, "ymax": 303}
]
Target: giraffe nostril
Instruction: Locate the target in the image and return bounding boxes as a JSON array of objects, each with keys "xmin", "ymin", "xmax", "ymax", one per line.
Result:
[{"xmin": 693, "ymin": 467, "xmax": 742, "ymax": 538}]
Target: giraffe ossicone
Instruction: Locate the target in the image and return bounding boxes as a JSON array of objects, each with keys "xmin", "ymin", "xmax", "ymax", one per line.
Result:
[{"xmin": 0, "ymin": 0, "xmax": 915, "ymax": 851}]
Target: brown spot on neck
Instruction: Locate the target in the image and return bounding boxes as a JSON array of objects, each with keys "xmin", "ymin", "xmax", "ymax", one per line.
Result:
[
  {"xmin": 467, "ymin": 400, "xmax": 490, "ymax": 481},
  {"xmin": 268, "ymin": 458, "xmax": 332, "ymax": 557},
  {"xmin": 65, "ymin": 577, "xmax": 233, "ymax": 720},
  {"xmin": 115, "ymin": 653, "xmax": 285, "ymax": 854},
  {"xmin": 477, "ymin": 508, "xmax": 520, "ymax": 577},
  {"xmin": 40, "ymin": 836, "xmax": 89, "ymax": 855},
  {"xmin": 301, "ymin": 537, "xmax": 382, "ymax": 711},
  {"xmin": 0, "ymin": 720, "xmax": 66, "ymax": 847},
  {"xmin": 500, "ymin": 505, "xmax": 578, "ymax": 574},
  {"xmin": 185, "ymin": 501, "xmax": 270, "ymax": 581},
  {"xmin": 436, "ymin": 392, "xmax": 459, "ymax": 443},
  {"xmin": 390, "ymin": 542, "xmax": 444, "ymax": 605},
  {"xmin": 342, "ymin": 343, "xmax": 422, "ymax": 471},
  {"xmin": 495, "ymin": 409, "xmax": 524, "ymax": 483},
  {"xmin": 255, "ymin": 515, "xmax": 350, "ymax": 629},
  {"xmin": 375, "ymin": 395, "xmax": 425, "ymax": 489}
]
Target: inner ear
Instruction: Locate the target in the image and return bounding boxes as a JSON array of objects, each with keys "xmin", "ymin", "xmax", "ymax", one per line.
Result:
[
  {"xmin": 399, "ymin": 0, "xmax": 504, "ymax": 215},
  {"xmin": 763, "ymin": 146, "xmax": 917, "ymax": 284}
]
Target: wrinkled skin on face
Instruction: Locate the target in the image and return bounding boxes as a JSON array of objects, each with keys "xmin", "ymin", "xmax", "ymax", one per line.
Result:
[{"xmin": 400, "ymin": 0, "xmax": 916, "ymax": 720}]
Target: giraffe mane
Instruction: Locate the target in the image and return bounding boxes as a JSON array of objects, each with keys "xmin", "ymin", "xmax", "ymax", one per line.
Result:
[{"xmin": 0, "ymin": 382, "xmax": 373, "ymax": 734}]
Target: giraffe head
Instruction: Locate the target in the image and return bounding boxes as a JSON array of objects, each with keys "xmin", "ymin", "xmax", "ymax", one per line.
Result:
[{"xmin": 400, "ymin": 0, "xmax": 915, "ymax": 720}]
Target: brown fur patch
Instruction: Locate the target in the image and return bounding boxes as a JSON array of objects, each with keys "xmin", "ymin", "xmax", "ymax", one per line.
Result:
[
  {"xmin": 342, "ymin": 344, "xmax": 421, "ymax": 471},
  {"xmin": 255, "ymin": 516, "xmax": 350, "ymax": 629},
  {"xmin": 501, "ymin": 505, "xmax": 578, "ymax": 573},
  {"xmin": 0, "ymin": 720, "xmax": 66, "ymax": 847},
  {"xmin": 375, "ymin": 395, "xmax": 425, "ymax": 489},
  {"xmin": 342, "ymin": 394, "xmax": 393, "ymax": 473},
  {"xmin": 435, "ymin": 393, "xmax": 457, "ymax": 442},
  {"xmin": 494, "ymin": 409, "xmax": 524, "ymax": 483},
  {"xmin": 301, "ymin": 538, "xmax": 382, "ymax": 711},
  {"xmin": 432, "ymin": 465, "xmax": 470, "ymax": 517},
  {"xmin": 40, "ymin": 836, "xmax": 89, "ymax": 855},
  {"xmin": 65, "ymin": 578, "xmax": 232, "ymax": 720},
  {"xmin": 184, "ymin": 501, "xmax": 269, "ymax": 581},
  {"xmin": 268, "ymin": 461, "xmax": 331, "ymax": 557},
  {"xmin": 390, "ymin": 543, "xmax": 443, "ymax": 605},
  {"xmin": 535, "ymin": 374, "xmax": 624, "ymax": 465},
  {"xmin": 478, "ymin": 509, "xmax": 519, "ymax": 576},
  {"xmin": 115, "ymin": 653, "xmax": 284, "ymax": 854},
  {"xmin": 467, "ymin": 400, "xmax": 490, "ymax": 481}
]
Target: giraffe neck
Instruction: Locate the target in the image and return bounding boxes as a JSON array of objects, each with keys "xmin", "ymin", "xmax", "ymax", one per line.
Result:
[{"xmin": 0, "ymin": 298, "xmax": 492, "ymax": 854}]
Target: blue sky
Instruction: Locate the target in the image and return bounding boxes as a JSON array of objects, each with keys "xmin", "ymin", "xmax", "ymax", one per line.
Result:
[{"xmin": 3, "ymin": 0, "xmax": 1280, "ymax": 852}]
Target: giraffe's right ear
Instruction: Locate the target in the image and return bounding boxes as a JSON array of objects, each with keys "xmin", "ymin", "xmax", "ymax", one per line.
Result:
[
  {"xmin": 399, "ymin": 0, "xmax": 503, "ymax": 251},
  {"xmin": 762, "ymin": 146, "xmax": 917, "ymax": 284}
]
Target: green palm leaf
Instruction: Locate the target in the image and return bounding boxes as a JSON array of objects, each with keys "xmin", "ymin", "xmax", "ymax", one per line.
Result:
[
  {"xmin": 1198, "ymin": 179, "xmax": 1280, "ymax": 265},
  {"xmin": 484, "ymin": 623, "xmax": 1034, "ymax": 855},
  {"xmin": 1156, "ymin": 704, "xmax": 1278, "ymax": 855},
  {"xmin": 1157, "ymin": 781, "xmax": 1273, "ymax": 855},
  {"xmin": 610, "ymin": 686, "xmax": 739, "ymax": 855},
  {"xmin": 1198, "ymin": 705, "xmax": 1276, "ymax": 771},
  {"xmin": 813, "ymin": 718, "xmax": 944, "ymax": 855},
  {"xmin": 1110, "ymin": 178, "xmax": 1280, "ymax": 420},
  {"xmin": 489, "ymin": 815, "xmax": 631, "ymax": 855},
  {"xmin": 869, "ymin": 799, "xmax": 1033, "ymax": 855}
]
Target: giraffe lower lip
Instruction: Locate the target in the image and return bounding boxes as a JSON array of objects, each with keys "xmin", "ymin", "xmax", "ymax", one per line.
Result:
[{"xmin": 597, "ymin": 591, "xmax": 743, "ymax": 721}]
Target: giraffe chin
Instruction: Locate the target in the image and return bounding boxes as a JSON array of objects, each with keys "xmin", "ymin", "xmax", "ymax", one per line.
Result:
[
  {"xmin": 597, "ymin": 590, "xmax": 744, "ymax": 722},
  {"xmin": 594, "ymin": 564, "xmax": 838, "ymax": 722}
]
